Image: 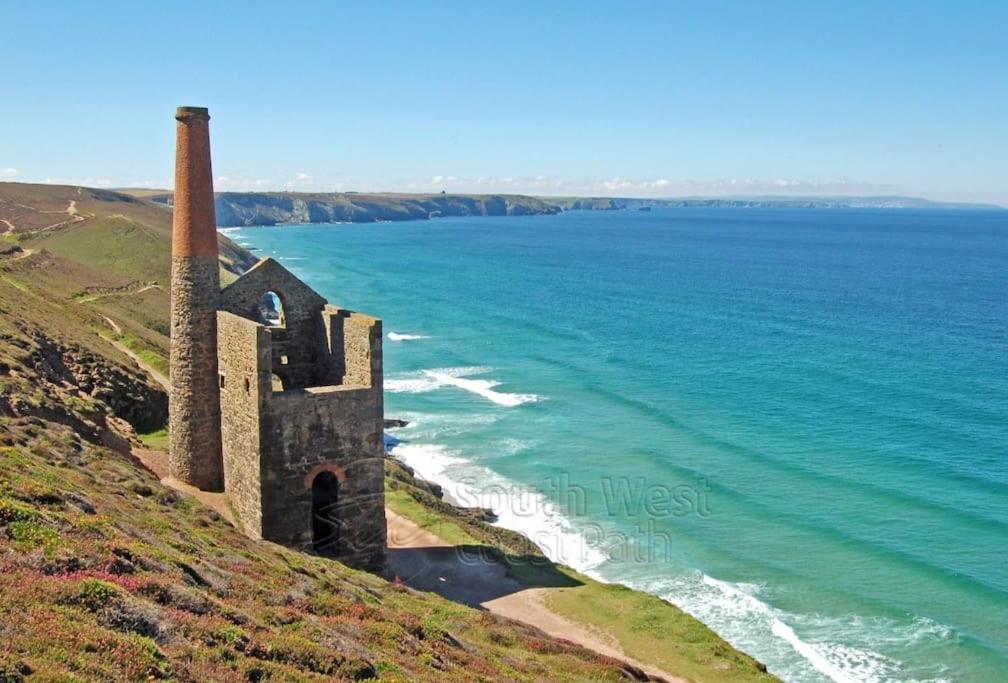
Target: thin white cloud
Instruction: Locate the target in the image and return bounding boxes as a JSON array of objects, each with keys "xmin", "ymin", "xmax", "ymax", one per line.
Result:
[
  {"xmin": 30, "ymin": 176, "xmax": 113, "ymax": 188},
  {"xmin": 6, "ymin": 168, "xmax": 903, "ymax": 200},
  {"xmin": 283, "ymin": 172, "xmax": 315, "ymax": 189},
  {"xmin": 214, "ymin": 174, "xmax": 275, "ymax": 191},
  {"xmin": 394, "ymin": 174, "xmax": 898, "ymax": 197}
]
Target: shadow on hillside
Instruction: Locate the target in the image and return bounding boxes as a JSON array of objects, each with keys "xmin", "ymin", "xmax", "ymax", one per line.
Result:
[{"xmin": 386, "ymin": 545, "xmax": 583, "ymax": 607}]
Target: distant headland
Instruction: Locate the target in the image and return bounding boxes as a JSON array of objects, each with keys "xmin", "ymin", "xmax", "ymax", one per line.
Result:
[{"xmin": 123, "ymin": 189, "xmax": 1002, "ymax": 227}]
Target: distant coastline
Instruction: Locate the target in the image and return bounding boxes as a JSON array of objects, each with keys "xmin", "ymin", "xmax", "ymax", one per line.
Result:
[{"xmin": 124, "ymin": 188, "xmax": 1004, "ymax": 228}]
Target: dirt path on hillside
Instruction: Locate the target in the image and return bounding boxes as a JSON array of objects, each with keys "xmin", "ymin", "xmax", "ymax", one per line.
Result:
[
  {"xmin": 109, "ymin": 338, "xmax": 169, "ymax": 391},
  {"xmin": 131, "ymin": 447, "xmax": 234, "ymax": 523},
  {"xmin": 386, "ymin": 509, "xmax": 684, "ymax": 682},
  {"xmin": 78, "ymin": 282, "xmax": 162, "ymax": 303},
  {"xmin": 24, "ymin": 199, "xmax": 92, "ymax": 235},
  {"xmin": 100, "ymin": 315, "xmax": 123, "ymax": 335},
  {"xmin": 97, "ymin": 316, "xmax": 169, "ymax": 391}
]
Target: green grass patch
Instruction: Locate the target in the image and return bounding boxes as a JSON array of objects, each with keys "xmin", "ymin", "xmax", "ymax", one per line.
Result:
[
  {"xmin": 138, "ymin": 427, "xmax": 169, "ymax": 451},
  {"xmin": 384, "ymin": 488, "xmax": 480, "ymax": 546},
  {"xmin": 26, "ymin": 215, "xmax": 170, "ymax": 284},
  {"xmin": 124, "ymin": 342, "xmax": 168, "ymax": 376}
]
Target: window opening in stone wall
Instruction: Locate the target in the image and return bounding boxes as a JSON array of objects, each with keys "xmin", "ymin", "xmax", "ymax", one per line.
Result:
[{"xmin": 257, "ymin": 291, "xmax": 285, "ymax": 327}]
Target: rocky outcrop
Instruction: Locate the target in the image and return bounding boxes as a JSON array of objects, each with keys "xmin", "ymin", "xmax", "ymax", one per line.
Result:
[
  {"xmin": 562, "ymin": 197, "xmax": 625, "ymax": 211},
  {"xmin": 0, "ymin": 327, "xmax": 167, "ymax": 448}
]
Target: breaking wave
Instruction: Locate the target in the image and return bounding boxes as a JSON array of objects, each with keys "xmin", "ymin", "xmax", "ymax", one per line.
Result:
[
  {"xmin": 389, "ymin": 440, "xmax": 608, "ymax": 572},
  {"xmin": 617, "ymin": 571, "xmax": 954, "ymax": 683},
  {"xmin": 385, "ymin": 367, "xmax": 541, "ymax": 406},
  {"xmin": 388, "ymin": 331, "xmax": 430, "ymax": 341}
]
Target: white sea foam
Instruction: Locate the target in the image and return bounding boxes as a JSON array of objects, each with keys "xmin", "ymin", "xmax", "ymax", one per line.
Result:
[
  {"xmin": 385, "ymin": 366, "xmax": 491, "ymax": 394},
  {"xmin": 389, "ymin": 440, "xmax": 607, "ymax": 571},
  {"xmin": 385, "ymin": 411, "xmax": 502, "ymax": 442},
  {"xmin": 770, "ymin": 618, "xmax": 894, "ymax": 683},
  {"xmin": 389, "ymin": 443, "xmax": 467, "ymax": 487},
  {"xmin": 616, "ymin": 571, "xmax": 933, "ymax": 683},
  {"xmin": 388, "ymin": 331, "xmax": 430, "ymax": 341},
  {"xmin": 384, "ymin": 375, "xmax": 443, "ymax": 394},
  {"xmin": 384, "ymin": 367, "xmax": 541, "ymax": 407},
  {"xmin": 423, "ymin": 370, "xmax": 541, "ymax": 406}
]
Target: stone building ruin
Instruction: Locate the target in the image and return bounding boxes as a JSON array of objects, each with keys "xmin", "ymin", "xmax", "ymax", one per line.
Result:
[{"xmin": 168, "ymin": 106, "xmax": 386, "ymax": 571}]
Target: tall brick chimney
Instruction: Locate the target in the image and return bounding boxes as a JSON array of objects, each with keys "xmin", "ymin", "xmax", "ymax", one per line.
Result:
[{"xmin": 169, "ymin": 106, "xmax": 223, "ymax": 491}]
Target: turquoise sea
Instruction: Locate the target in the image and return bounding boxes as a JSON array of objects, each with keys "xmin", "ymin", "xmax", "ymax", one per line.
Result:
[{"xmin": 226, "ymin": 208, "xmax": 1008, "ymax": 682}]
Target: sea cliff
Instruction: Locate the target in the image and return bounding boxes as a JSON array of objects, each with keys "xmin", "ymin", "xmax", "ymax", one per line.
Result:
[{"xmin": 151, "ymin": 192, "xmax": 563, "ymax": 227}]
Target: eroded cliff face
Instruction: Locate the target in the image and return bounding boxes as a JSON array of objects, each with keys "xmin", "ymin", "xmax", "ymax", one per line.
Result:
[
  {"xmin": 0, "ymin": 323, "xmax": 167, "ymax": 451},
  {"xmin": 212, "ymin": 192, "xmax": 562, "ymax": 226}
]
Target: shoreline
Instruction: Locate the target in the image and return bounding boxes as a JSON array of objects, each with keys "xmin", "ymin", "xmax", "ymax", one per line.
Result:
[
  {"xmin": 385, "ymin": 506, "xmax": 688, "ymax": 683},
  {"xmin": 385, "ymin": 438, "xmax": 893, "ymax": 683},
  {"xmin": 384, "ymin": 451, "xmax": 777, "ymax": 681}
]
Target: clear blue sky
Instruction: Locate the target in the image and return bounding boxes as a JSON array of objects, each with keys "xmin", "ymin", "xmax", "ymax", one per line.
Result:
[{"xmin": 3, "ymin": 1, "xmax": 1006, "ymax": 203}]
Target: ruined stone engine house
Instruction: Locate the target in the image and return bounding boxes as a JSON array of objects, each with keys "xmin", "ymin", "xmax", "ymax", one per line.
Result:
[{"xmin": 168, "ymin": 106, "xmax": 386, "ymax": 571}]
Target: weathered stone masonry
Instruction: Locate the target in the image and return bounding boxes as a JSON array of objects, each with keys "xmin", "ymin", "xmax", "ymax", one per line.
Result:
[
  {"xmin": 169, "ymin": 106, "xmax": 386, "ymax": 571},
  {"xmin": 169, "ymin": 107, "xmax": 223, "ymax": 491},
  {"xmin": 217, "ymin": 259, "xmax": 386, "ymax": 571},
  {"xmin": 169, "ymin": 256, "xmax": 223, "ymax": 490}
]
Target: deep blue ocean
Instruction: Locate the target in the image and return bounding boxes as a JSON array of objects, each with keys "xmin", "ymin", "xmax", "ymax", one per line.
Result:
[{"xmin": 226, "ymin": 207, "xmax": 1008, "ymax": 682}]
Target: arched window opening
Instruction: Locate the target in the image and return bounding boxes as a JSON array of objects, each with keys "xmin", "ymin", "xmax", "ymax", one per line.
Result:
[
  {"xmin": 257, "ymin": 291, "xmax": 285, "ymax": 327},
  {"xmin": 311, "ymin": 471, "xmax": 340, "ymax": 555}
]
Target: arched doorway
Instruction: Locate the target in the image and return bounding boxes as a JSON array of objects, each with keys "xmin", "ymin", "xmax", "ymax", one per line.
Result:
[{"xmin": 311, "ymin": 471, "xmax": 340, "ymax": 555}]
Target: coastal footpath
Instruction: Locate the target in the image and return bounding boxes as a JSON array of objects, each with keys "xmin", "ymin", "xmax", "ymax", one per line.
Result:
[{"xmin": 0, "ymin": 181, "xmax": 776, "ymax": 680}]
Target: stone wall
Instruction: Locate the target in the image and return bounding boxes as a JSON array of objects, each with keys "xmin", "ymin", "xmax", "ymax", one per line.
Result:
[
  {"xmin": 217, "ymin": 312, "xmax": 269, "ymax": 538},
  {"xmin": 217, "ymin": 257, "xmax": 386, "ymax": 571},
  {"xmin": 263, "ymin": 384, "xmax": 386, "ymax": 571},
  {"xmin": 323, "ymin": 306, "xmax": 383, "ymax": 389},
  {"xmin": 219, "ymin": 258, "xmax": 335, "ymax": 389},
  {"xmin": 169, "ymin": 255, "xmax": 223, "ymax": 490}
]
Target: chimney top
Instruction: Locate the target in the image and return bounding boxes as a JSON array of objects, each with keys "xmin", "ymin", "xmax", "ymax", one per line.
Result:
[{"xmin": 176, "ymin": 106, "xmax": 210, "ymax": 121}]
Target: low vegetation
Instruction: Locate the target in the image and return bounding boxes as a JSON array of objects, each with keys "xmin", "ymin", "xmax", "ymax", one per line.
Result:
[{"xmin": 0, "ymin": 441, "xmax": 654, "ymax": 681}]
